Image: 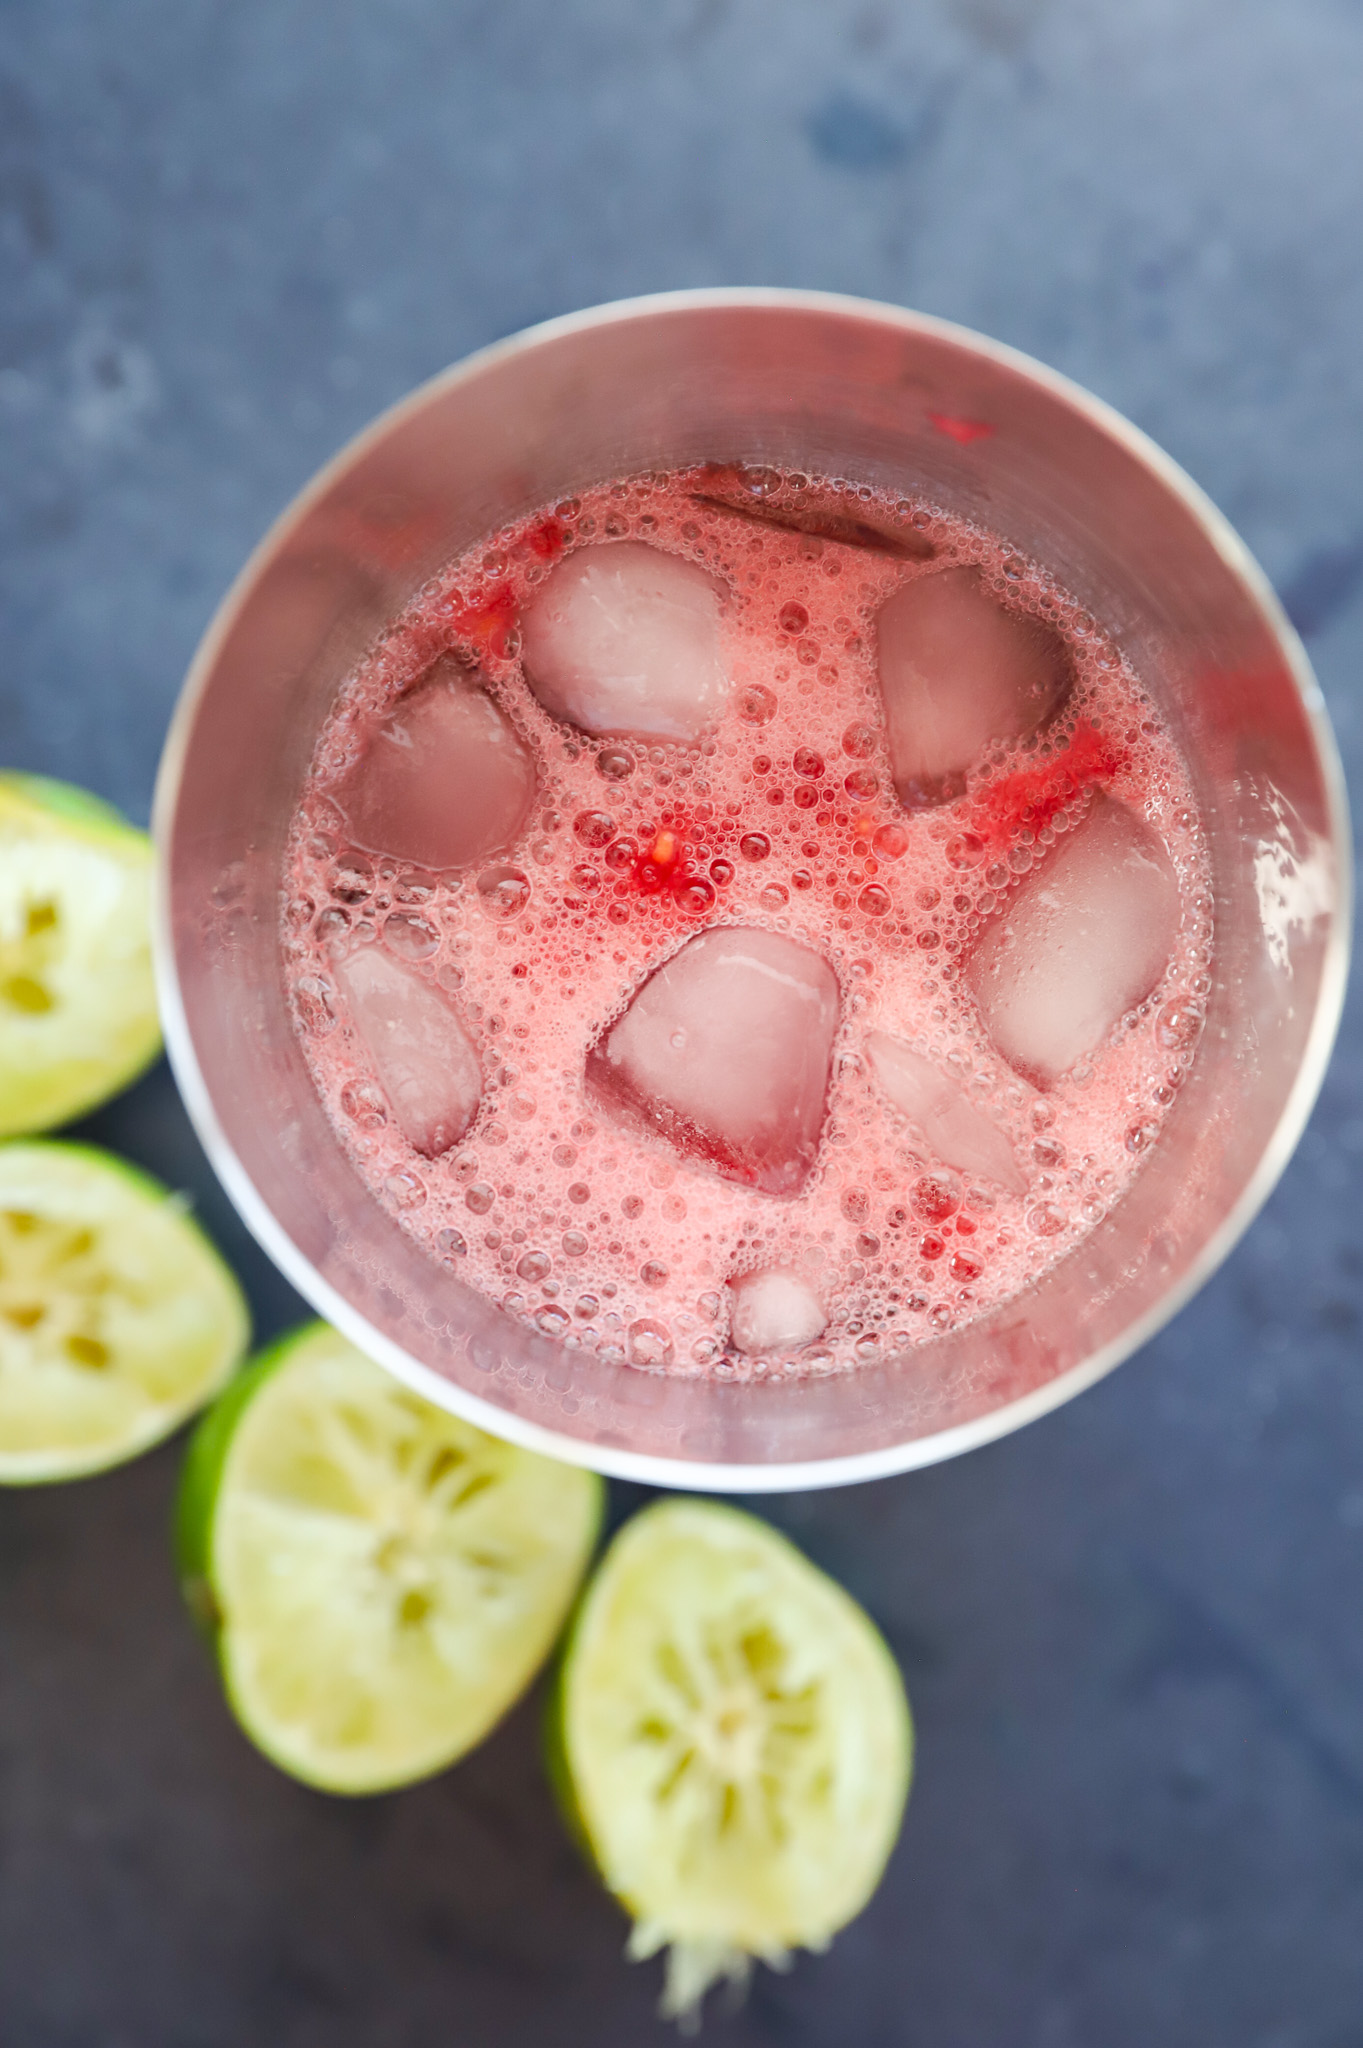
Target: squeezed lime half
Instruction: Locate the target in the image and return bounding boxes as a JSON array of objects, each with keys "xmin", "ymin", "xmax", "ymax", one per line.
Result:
[
  {"xmin": 178, "ymin": 1322, "xmax": 604, "ymax": 1794},
  {"xmin": 0, "ymin": 772, "xmax": 161, "ymax": 1136},
  {"xmin": 0, "ymin": 1141, "xmax": 249, "ymax": 1482},
  {"xmin": 552, "ymin": 1498, "xmax": 913, "ymax": 2026}
]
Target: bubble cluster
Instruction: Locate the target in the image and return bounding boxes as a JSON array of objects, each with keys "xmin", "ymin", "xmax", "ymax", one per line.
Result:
[{"xmin": 284, "ymin": 462, "xmax": 1213, "ymax": 1381}]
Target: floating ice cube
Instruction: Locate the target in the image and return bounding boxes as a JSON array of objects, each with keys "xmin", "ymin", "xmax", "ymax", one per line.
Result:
[
  {"xmin": 335, "ymin": 944, "xmax": 482, "ymax": 1158},
  {"xmin": 587, "ymin": 927, "xmax": 839, "ymax": 1195},
  {"xmin": 966, "ymin": 792, "xmax": 1180, "ymax": 1086},
  {"xmin": 691, "ymin": 464, "xmax": 935, "ymax": 560},
  {"xmin": 522, "ymin": 542, "xmax": 730, "ymax": 742},
  {"xmin": 864, "ymin": 1033, "xmax": 1023, "ymax": 1192},
  {"xmin": 875, "ymin": 567, "xmax": 1072, "ymax": 806},
  {"xmin": 336, "ymin": 657, "xmax": 535, "ymax": 871},
  {"xmin": 728, "ymin": 1269, "xmax": 827, "ymax": 1356}
]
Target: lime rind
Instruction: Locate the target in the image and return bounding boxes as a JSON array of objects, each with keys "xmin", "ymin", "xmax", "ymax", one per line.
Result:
[
  {"xmin": 555, "ymin": 1499, "xmax": 912, "ymax": 2027},
  {"xmin": 180, "ymin": 1322, "xmax": 604, "ymax": 1795},
  {"xmin": 0, "ymin": 1139, "xmax": 250, "ymax": 1483},
  {"xmin": 0, "ymin": 773, "xmax": 161, "ymax": 1136},
  {"xmin": 0, "ymin": 772, "xmax": 138, "ymax": 838},
  {"xmin": 177, "ymin": 1324, "xmax": 302, "ymax": 1632}
]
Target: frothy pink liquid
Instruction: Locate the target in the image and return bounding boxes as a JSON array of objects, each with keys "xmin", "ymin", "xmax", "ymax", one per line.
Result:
[{"xmin": 283, "ymin": 468, "xmax": 1212, "ymax": 1380}]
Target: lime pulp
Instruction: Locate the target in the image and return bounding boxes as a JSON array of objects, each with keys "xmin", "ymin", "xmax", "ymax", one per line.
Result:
[
  {"xmin": 0, "ymin": 772, "xmax": 161, "ymax": 1136},
  {"xmin": 552, "ymin": 1498, "xmax": 913, "ymax": 2026},
  {"xmin": 178, "ymin": 1322, "xmax": 604, "ymax": 1794},
  {"xmin": 0, "ymin": 1140, "xmax": 249, "ymax": 1482}
]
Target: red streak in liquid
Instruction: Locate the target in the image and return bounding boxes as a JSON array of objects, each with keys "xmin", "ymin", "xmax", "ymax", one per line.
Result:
[
  {"xmin": 967, "ymin": 720, "xmax": 1126, "ymax": 852},
  {"xmin": 623, "ymin": 818, "xmax": 717, "ymax": 914},
  {"xmin": 450, "ymin": 582, "xmax": 519, "ymax": 660},
  {"xmin": 524, "ymin": 516, "xmax": 567, "ymax": 561}
]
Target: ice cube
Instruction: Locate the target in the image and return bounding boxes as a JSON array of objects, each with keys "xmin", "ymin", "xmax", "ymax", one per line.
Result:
[
  {"xmin": 875, "ymin": 567, "xmax": 1072, "ymax": 806},
  {"xmin": 966, "ymin": 792, "xmax": 1181, "ymax": 1086},
  {"xmin": 334, "ymin": 944, "xmax": 482, "ymax": 1157},
  {"xmin": 336, "ymin": 657, "xmax": 535, "ymax": 871},
  {"xmin": 728, "ymin": 1269, "xmax": 827, "ymax": 1355},
  {"xmin": 587, "ymin": 927, "xmax": 839, "ymax": 1195},
  {"xmin": 522, "ymin": 541, "xmax": 730, "ymax": 742},
  {"xmin": 864, "ymin": 1033, "xmax": 1024, "ymax": 1192},
  {"xmin": 691, "ymin": 464, "xmax": 935, "ymax": 561}
]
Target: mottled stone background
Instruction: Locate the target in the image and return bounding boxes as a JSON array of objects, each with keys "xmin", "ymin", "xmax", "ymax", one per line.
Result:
[{"xmin": 2, "ymin": 4, "xmax": 1362, "ymax": 2043}]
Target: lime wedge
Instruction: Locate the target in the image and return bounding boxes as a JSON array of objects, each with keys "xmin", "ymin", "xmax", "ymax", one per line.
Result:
[
  {"xmin": 552, "ymin": 1499, "xmax": 912, "ymax": 2026},
  {"xmin": 0, "ymin": 1140, "xmax": 249, "ymax": 1483},
  {"xmin": 177, "ymin": 1322, "xmax": 604, "ymax": 1795},
  {"xmin": 0, "ymin": 771, "xmax": 161, "ymax": 1136}
]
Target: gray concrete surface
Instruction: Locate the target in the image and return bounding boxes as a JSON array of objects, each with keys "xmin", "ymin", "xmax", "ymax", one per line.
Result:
[{"xmin": 3, "ymin": 3, "xmax": 1363, "ymax": 2042}]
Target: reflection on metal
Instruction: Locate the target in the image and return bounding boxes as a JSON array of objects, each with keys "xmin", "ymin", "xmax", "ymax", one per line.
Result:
[{"xmin": 1250, "ymin": 780, "xmax": 1335, "ymax": 976}]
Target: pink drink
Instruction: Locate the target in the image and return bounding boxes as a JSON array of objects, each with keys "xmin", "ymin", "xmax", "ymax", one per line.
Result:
[{"xmin": 282, "ymin": 466, "xmax": 1211, "ymax": 1380}]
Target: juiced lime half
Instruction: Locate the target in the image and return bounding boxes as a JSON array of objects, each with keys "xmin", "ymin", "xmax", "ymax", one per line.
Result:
[
  {"xmin": 552, "ymin": 1499, "xmax": 913, "ymax": 2026},
  {"xmin": 0, "ymin": 1141, "xmax": 249, "ymax": 1482},
  {"xmin": 177, "ymin": 1322, "xmax": 604, "ymax": 1795},
  {"xmin": 0, "ymin": 772, "xmax": 161, "ymax": 1136}
]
